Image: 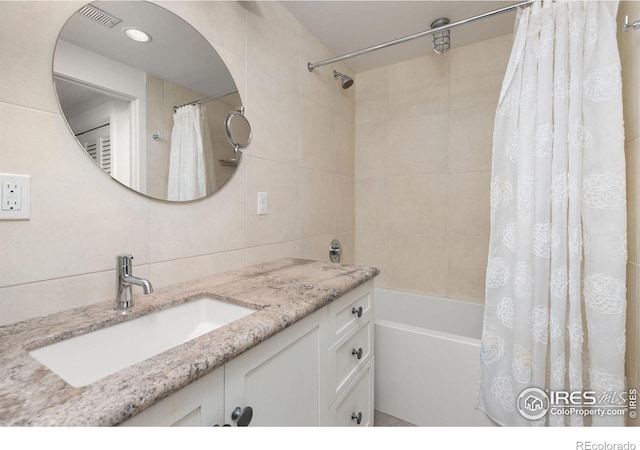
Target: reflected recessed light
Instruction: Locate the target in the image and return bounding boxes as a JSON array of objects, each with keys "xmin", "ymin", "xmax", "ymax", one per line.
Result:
[{"xmin": 123, "ymin": 27, "xmax": 152, "ymax": 43}]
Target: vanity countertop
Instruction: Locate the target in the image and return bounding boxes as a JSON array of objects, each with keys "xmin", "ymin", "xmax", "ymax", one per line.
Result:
[{"xmin": 0, "ymin": 258, "xmax": 378, "ymax": 426}]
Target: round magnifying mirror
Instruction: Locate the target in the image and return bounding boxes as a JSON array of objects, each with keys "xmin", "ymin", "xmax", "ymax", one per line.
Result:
[{"xmin": 225, "ymin": 109, "xmax": 252, "ymax": 153}]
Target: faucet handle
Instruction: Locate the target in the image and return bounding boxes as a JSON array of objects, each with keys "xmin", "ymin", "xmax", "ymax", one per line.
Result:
[
  {"xmin": 116, "ymin": 254, "xmax": 134, "ymax": 273},
  {"xmin": 117, "ymin": 254, "xmax": 133, "ymax": 264}
]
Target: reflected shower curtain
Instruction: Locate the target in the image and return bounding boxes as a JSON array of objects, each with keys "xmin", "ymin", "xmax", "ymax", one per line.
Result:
[
  {"xmin": 168, "ymin": 104, "xmax": 212, "ymax": 201},
  {"xmin": 478, "ymin": 0, "xmax": 626, "ymax": 426}
]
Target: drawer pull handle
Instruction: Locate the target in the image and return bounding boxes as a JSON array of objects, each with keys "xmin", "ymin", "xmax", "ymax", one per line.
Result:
[
  {"xmin": 231, "ymin": 406, "xmax": 253, "ymax": 426},
  {"xmin": 352, "ymin": 347, "xmax": 363, "ymax": 360},
  {"xmin": 351, "ymin": 306, "xmax": 363, "ymax": 318},
  {"xmin": 351, "ymin": 412, "xmax": 363, "ymax": 425}
]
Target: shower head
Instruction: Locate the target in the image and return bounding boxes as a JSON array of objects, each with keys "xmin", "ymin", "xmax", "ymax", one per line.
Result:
[
  {"xmin": 430, "ymin": 18, "xmax": 451, "ymax": 55},
  {"xmin": 333, "ymin": 70, "xmax": 354, "ymax": 89}
]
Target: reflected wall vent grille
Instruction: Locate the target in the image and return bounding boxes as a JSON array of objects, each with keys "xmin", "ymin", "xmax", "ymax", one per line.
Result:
[
  {"xmin": 100, "ymin": 137, "xmax": 112, "ymax": 174},
  {"xmin": 78, "ymin": 5, "xmax": 121, "ymax": 28},
  {"xmin": 84, "ymin": 136, "xmax": 111, "ymax": 175}
]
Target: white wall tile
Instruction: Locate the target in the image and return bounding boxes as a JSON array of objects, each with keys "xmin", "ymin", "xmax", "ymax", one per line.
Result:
[
  {"xmin": 0, "ymin": 104, "xmax": 151, "ymax": 286},
  {"xmin": 149, "ymin": 162, "xmax": 247, "ymax": 261},
  {"xmin": 245, "ymin": 240, "xmax": 301, "ymax": 266},
  {"xmin": 388, "ymin": 54, "xmax": 449, "ymax": 118},
  {"xmin": 300, "ymin": 169, "xmax": 335, "ymax": 239},
  {"xmin": 245, "ymin": 65, "xmax": 300, "ymax": 165},
  {"xmin": 246, "ymin": 157, "xmax": 300, "ymax": 247},
  {"xmin": 386, "ymin": 112, "xmax": 448, "ymax": 176},
  {"xmin": 335, "ymin": 175, "xmax": 355, "ymax": 234},
  {"xmin": 301, "ymin": 97, "xmax": 336, "ymax": 172},
  {"xmin": 355, "ymin": 121, "xmax": 388, "ymax": 179},
  {"xmin": 246, "ymin": 1, "xmax": 300, "ymax": 88},
  {"xmin": 356, "ymin": 34, "xmax": 513, "ymax": 304},
  {"xmin": 0, "ymin": 2, "xmax": 355, "ymax": 324},
  {"xmin": 0, "ymin": 2, "xmax": 79, "ymax": 113}
]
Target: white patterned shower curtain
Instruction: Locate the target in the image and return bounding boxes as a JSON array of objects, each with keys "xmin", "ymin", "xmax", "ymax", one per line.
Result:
[
  {"xmin": 478, "ymin": 0, "xmax": 626, "ymax": 426},
  {"xmin": 168, "ymin": 104, "xmax": 213, "ymax": 201}
]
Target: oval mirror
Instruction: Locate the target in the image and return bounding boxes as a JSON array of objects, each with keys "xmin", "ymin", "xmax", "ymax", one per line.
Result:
[
  {"xmin": 225, "ymin": 108, "xmax": 252, "ymax": 153},
  {"xmin": 53, "ymin": 1, "xmax": 249, "ymax": 202}
]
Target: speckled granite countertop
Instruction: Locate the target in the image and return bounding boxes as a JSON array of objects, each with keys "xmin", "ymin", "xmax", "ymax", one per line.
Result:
[{"xmin": 0, "ymin": 258, "xmax": 378, "ymax": 426}]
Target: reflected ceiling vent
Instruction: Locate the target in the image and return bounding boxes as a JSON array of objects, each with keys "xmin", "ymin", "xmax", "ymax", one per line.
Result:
[
  {"xmin": 78, "ymin": 4, "xmax": 121, "ymax": 28},
  {"xmin": 430, "ymin": 18, "xmax": 451, "ymax": 55}
]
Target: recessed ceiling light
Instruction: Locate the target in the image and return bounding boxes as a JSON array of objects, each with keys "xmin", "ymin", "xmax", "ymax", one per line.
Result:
[{"xmin": 123, "ymin": 27, "xmax": 152, "ymax": 43}]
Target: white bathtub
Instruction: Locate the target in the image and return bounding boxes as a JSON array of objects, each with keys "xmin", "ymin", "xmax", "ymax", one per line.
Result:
[{"xmin": 374, "ymin": 288, "xmax": 495, "ymax": 426}]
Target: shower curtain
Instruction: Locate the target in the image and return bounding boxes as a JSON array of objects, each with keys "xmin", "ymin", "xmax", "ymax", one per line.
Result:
[
  {"xmin": 478, "ymin": 0, "xmax": 626, "ymax": 426},
  {"xmin": 167, "ymin": 104, "xmax": 214, "ymax": 201}
]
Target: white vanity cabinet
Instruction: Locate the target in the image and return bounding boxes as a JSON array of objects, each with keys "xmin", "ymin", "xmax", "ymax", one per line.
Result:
[
  {"xmin": 325, "ymin": 282, "xmax": 374, "ymax": 426},
  {"xmin": 121, "ymin": 280, "xmax": 374, "ymax": 427},
  {"xmin": 122, "ymin": 365, "xmax": 224, "ymax": 426},
  {"xmin": 329, "ymin": 357, "xmax": 374, "ymax": 427},
  {"xmin": 121, "ymin": 309, "xmax": 323, "ymax": 428},
  {"xmin": 224, "ymin": 306, "xmax": 326, "ymax": 426}
]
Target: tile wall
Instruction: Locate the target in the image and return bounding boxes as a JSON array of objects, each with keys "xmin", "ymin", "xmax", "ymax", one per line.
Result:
[
  {"xmin": 0, "ymin": 1, "xmax": 355, "ymax": 326},
  {"xmin": 355, "ymin": 34, "xmax": 513, "ymax": 303},
  {"xmin": 353, "ymin": 4, "xmax": 639, "ymax": 423},
  {"xmin": 619, "ymin": 0, "xmax": 640, "ymax": 425}
]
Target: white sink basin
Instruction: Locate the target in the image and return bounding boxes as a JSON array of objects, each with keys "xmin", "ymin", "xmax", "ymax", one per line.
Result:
[{"xmin": 29, "ymin": 298, "xmax": 255, "ymax": 387}]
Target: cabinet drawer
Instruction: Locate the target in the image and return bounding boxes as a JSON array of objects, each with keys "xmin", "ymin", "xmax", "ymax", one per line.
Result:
[
  {"xmin": 328, "ymin": 320, "xmax": 372, "ymax": 402},
  {"xmin": 331, "ymin": 357, "xmax": 374, "ymax": 427},
  {"xmin": 328, "ymin": 282, "xmax": 371, "ymax": 344}
]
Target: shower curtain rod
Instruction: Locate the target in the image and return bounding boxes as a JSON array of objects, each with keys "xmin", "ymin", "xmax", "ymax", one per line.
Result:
[
  {"xmin": 307, "ymin": 0, "xmax": 534, "ymax": 72},
  {"xmin": 173, "ymin": 88, "xmax": 238, "ymax": 112}
]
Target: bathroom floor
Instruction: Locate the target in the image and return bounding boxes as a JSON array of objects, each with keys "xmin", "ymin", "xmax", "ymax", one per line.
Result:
[{"xmin": 374, "ymin": 410, "xmax": 415, "ymax": 427}]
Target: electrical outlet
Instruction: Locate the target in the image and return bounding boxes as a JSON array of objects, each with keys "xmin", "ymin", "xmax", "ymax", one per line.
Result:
[
  {"xmin": 0, "ymin": 174, "xmax": 30, "ymax": 220},
  {"xmin": 257, "ymin": 192, "xmax": 268, "ymax": 215},
  {"xmin": 2, "ymin": 182, "xmax": 21, "ymax": 211}
]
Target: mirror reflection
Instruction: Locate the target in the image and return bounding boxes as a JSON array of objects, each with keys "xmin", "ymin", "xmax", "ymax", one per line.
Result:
[{"xmin": 53, "ymin": 1, "xmax": 245, "ymax": 201}]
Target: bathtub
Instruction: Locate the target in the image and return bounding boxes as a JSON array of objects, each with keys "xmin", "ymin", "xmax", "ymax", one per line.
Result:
[{"xmin": 374, "ymin": 288, "xmax": 495, "ymax": 426}]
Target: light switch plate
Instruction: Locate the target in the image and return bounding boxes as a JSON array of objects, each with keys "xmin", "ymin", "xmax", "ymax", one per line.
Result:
[
  {"xmin": 257, "ymin": 192, "xmax": 268, "ymax": 215},
  {"xmin": 0, "ymin": 174, "xmax": 30, "ymax": 220}
]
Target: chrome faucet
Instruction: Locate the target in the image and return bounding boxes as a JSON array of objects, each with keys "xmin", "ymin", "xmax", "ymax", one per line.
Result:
[{"xmin": 115, "ymin": 254, "xmax": 153, "ymax": 310}]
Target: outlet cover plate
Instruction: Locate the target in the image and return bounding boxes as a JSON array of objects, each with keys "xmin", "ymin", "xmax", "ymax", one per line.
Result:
[{"xmin": 0, "ymin": 174, "xmax": 30, "ymax": 220}]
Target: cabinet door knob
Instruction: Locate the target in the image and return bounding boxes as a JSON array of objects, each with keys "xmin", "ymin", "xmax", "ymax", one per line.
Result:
[
  {"xmin": 351, "ymin": 412, "xmax": 363, "ymax": 425},
  {"xmin": 352, "ymin": 347, "xmax": 363, "ymax": 360},
  {"xmin": 231, "ymin": 406, "xmax": 253, "ymax": 426},
  {"xmin": 351, "ymin": 306, "xmax": 363, "ymax": 318}
]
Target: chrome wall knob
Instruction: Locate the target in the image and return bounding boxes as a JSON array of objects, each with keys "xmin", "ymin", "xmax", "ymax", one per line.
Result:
[{"xmin": 329, "ymin": 239, "xmax": 342, "ymax": 263}]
